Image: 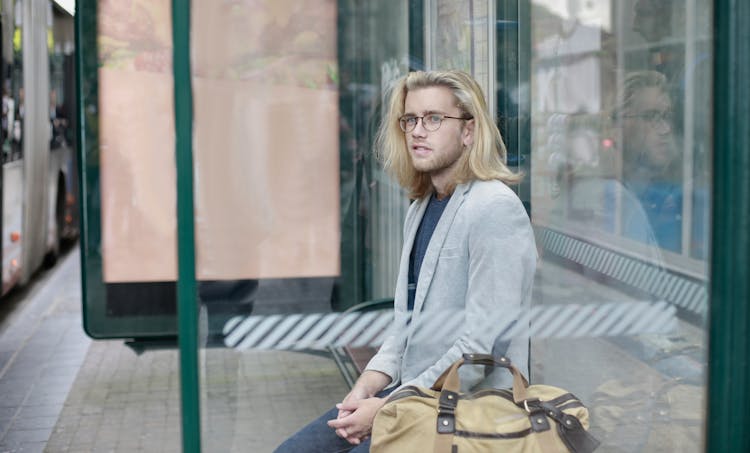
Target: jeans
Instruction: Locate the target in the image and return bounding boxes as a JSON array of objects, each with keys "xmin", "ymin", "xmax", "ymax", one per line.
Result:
[{"xmin": 274, "ymin": 388, "xmax": 395, "ymax": 453}]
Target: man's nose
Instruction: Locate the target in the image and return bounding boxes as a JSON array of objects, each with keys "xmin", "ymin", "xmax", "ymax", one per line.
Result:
[
  {"xmin": 655, "ymin": 117, "xmax": 672, "ymax": 133},
  {"xmin": 411, "ymin": 118, "xmax": 428, "ymax": 136}
]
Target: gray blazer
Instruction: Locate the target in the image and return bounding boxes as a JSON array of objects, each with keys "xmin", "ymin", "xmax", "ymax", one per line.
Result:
[{"xmin": 365, "ymin": 179, "xmax": 537, "ymax": 391}]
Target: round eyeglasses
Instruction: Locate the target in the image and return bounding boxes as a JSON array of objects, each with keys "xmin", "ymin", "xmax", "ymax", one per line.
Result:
[
  {"xmin": 622, "ymin": 110, "xmax": 673, "ymax": 128},
  {"xmin": 398, "ymin": 113, "xmax": 473, "ymax": 132}
]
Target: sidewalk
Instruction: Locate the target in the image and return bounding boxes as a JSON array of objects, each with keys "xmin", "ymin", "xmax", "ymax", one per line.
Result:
[
  {"xmin": 0, "ymin": 249, "xmax": 348, "ymax": 452},
  {"xmin": 0, "ymin": 249, "xmax": 91, "ymax": 453},
  {"xmin": 45, "ymin": 342, "xmax": 345, "ymax": 452}
]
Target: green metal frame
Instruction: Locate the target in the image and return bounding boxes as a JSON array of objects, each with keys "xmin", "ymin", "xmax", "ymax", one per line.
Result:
[
  {"xmin": 172, "ymin": 1, "xmax": 201, "ymax": 451},
  {"xmin": 74, "ymin": 0, "xmax": 100, "ymax": 338},
  {"xmin": 706, "ymin": 0, "xmax": 750, "ymax": 451},
  {"xmin": 75, "ymin": 0, "xmax": 176, "ymax": 338}
]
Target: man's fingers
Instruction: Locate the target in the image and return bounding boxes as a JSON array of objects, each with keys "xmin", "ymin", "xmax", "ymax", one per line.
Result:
[
  {"xmin": 327, "ymin": 418, "xmax": 344, "ymax": 429},
  {"xmin": 337, "ymin": 401, "xmax": 360, "ymax": 411},
  {"xmin": 327, "ymin": 420, "xmax": 348, "ymax": 439}
]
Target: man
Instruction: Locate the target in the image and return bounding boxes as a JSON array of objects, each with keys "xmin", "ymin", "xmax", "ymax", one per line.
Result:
[
  {"xmin": 619, "ymin": 71, "xmax": 676, "ymax": 181},
  {"xmin": 617, "ymin": 70, "xmax": 681, "ymax": 253},
  {"xmin": 275, "ymin": 70, "xmax": 537, "ymax": 452}
]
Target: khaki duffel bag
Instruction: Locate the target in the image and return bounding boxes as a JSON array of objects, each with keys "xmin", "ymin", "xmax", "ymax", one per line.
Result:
[{"xmin": 371, "ymin": 353, "xmax": 599, "ymax": 453}]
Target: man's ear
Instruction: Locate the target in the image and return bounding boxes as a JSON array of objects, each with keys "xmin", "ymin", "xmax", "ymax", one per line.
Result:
[{"xmin": 462, "ymin": 119, "xmax": 475, "ymax": 147}]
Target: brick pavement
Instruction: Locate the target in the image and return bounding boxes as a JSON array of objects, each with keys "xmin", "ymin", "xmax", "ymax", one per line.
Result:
[
  {"xmin": 0, "ymin": 248, "xmax": 91, "ymax": 453},
  {"xmin": 0, "ymin": 247, "xmax": 349, "ymax": 453},
  {"xmin": 45, "ymin": 342, "xmax": 346, "ymax": 452}
]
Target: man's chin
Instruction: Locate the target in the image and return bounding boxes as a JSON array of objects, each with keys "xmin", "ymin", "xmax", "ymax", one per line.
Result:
[{"xmin": 411, "ymin": 159, "xmax": 435, "ymax": 173}]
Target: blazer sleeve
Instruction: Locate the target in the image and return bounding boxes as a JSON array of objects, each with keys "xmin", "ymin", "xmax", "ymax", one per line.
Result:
[
  {"xmin": 401, "ymin": 190, "xmax": 537, "ymax": 390},
  {"xmin": 362, "ymin": 199, "xmax": 420, "ymax": 386}
]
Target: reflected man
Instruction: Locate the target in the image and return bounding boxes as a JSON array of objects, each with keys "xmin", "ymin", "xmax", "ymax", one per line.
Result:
[
  {"xmin": 275, "ymin": 70, "xmax": 537, "ymax": 452},
  {"xmin": 618, "ymin": 70, "xmax": 682, "ymax": 252}
]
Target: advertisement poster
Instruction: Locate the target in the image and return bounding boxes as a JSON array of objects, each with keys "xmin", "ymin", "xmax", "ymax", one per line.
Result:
[{"xmin": 98, "ymin": 0, "xmax": 339, "ymax": 282}]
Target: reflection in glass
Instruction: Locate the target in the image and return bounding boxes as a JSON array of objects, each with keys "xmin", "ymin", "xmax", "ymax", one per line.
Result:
[
  {"xmin": 528, "ymin": 0, "xmax": 711, "ymax": 451},
  {"xmin": 617, "ymin": 71, "xmax": 681, "ymax": 253}
]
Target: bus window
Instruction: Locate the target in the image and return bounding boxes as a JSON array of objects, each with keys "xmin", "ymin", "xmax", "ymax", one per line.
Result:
[{"xmin": 2, "ymin": 0, "xmax": 24, "ymax": 163}]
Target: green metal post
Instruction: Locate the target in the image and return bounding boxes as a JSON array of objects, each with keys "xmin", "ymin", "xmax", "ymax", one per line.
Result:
[
  {"xmin": 172, "ymin": 1, "xmax": 201, "ymax": 451},
  {"xmin": 74, "ymin": 0, "xmax": 90, "ymax": 329},
  {"xmin": 707, "ymin": 0, "xmax": 750, "ymax": 451}
]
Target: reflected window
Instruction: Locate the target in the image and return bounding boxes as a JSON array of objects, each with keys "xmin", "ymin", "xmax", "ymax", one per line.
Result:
[{"xmin": 526, "ymin": 0, "xmax": 712, "ymax": 451}]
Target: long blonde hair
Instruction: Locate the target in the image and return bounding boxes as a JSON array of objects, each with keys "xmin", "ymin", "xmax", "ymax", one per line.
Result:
[
  {"xmin": 375, "ymin": 70, "xmax": 521, "ymax": 199},
  {"xmin": 616, "ymin": 70, "xmax": 668, "ymax": 118}
]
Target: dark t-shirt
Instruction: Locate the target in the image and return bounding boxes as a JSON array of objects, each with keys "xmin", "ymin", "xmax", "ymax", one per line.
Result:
[{"xmin": 408, "ymin": 193, "xmax": 451, "ymax": 311}]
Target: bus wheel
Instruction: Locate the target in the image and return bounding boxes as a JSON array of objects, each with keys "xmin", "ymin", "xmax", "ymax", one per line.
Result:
[{"xmin": 44, "ymin": 181, "xmax": 65, "ymax": 268}]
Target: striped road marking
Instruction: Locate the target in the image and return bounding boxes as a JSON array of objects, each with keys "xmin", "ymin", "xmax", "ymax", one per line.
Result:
[{"xmin": 222, "ymin": 300, "xmax": 676, "ymax": 351}]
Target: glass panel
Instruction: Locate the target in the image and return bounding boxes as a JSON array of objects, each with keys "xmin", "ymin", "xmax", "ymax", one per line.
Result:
[
  {"xmin": 192, "ymin": 1, "xmax": 411, "ymax": 450},
  {"xmin": 496, "ymin": 0, "xmax": 531, "ymax": 212},
  {"xmin": 527, "ymin": 0, "xmax": 712, "ymax": 451},
  {"xmin": 49, "ymin": 5, "xmax": 73, "ymax": 152}
]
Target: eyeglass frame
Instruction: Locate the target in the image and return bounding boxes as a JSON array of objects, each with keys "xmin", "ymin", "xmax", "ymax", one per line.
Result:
[
  {"xmin": 398, "ymin": 112, "xmax": 474, "ymax": 133},
  {"xmin": 620, "ymin": 109, "xmax": 674, "ymax": 128}
]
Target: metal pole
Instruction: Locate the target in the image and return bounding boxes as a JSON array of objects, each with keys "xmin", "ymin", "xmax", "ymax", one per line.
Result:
[
  {"xmin": 707, "ymin": 0, "xmax": 750, "ymax": 451},
  {"xmin": 172, "ymin": 0, "xmax": 201, "ymax": 451}
]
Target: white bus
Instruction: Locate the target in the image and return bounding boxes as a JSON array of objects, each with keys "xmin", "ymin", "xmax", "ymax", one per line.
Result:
[{"xmin": 0, "ymin": 0, "xmax": 78, "ymax": 295}]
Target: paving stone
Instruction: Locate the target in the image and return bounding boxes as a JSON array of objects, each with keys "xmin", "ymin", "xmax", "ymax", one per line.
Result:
[
  {"xmin": 0, "ymin": 351, "xmax": 14, "ymax": 374},
  {"xmin": 0, "ymin": 393, "xmax": 25, "ymax": 408},
  {"xmin": 0, "ymin": 250, "xmax": 90, "ymax": 451},
  {"xmin": 2, "ymin": 428, "xmax": 51, "ymax": 444},
  {"xmin": 8, "ymin": 417, "xmax": 58, "ymax": 431},
  {"xmin": 12, "ymin": 440, "xmax": 45, "ymax": 453},
  {"xmin": 14, "ymin": 407, "xmax": 59, "ymax": 421}
]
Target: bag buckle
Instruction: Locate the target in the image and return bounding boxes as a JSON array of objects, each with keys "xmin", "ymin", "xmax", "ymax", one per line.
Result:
[
  {"xmin": 438, "ymin": 404, "xmax": 455, "ymax": 414},
  {"xmin": 522, "ymin": 398, "xmax": 540, "ymax": 413}
]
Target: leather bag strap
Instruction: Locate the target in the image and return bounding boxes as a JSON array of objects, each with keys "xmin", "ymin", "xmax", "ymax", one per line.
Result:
[
  {"xmin": 434, "ymin": 431, "xmax": 454, "ymax": 453},
  {"xmin": 431, "ymin": 353, "xmax": 530, "ymax": 403}
]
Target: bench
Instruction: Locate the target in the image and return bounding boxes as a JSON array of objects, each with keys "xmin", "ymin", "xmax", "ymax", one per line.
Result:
[
  {"xmin": 329, "ymin": 344, "xmax": 380, "ymax": 388},
  {"xmin": 328, "ymin": 298, "xmax": 393, "ymax": 389}
]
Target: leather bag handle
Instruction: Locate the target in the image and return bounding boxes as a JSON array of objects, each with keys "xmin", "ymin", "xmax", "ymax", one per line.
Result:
[
  {"xmin": 431, "ymin": 354, "xmax": 534, "ymax": 453},
  {"xmin": 430, "ymin": 353, "xmax": 530, "ymax": 403}
]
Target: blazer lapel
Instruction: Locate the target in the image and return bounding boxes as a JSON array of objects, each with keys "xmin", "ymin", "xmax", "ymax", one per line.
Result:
[
  {"xmin": 411, "ymin": 182, "xmax": 471, "ymax": 315},
  {"xmin": 395, "ymin": 197, "xmax": 430, "ymax": 309}
]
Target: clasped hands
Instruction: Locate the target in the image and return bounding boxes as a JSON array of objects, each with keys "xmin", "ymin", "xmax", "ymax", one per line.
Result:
[{"xmin": 326, "ymin": 394, "xmax": 386, "ymax": 445}]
